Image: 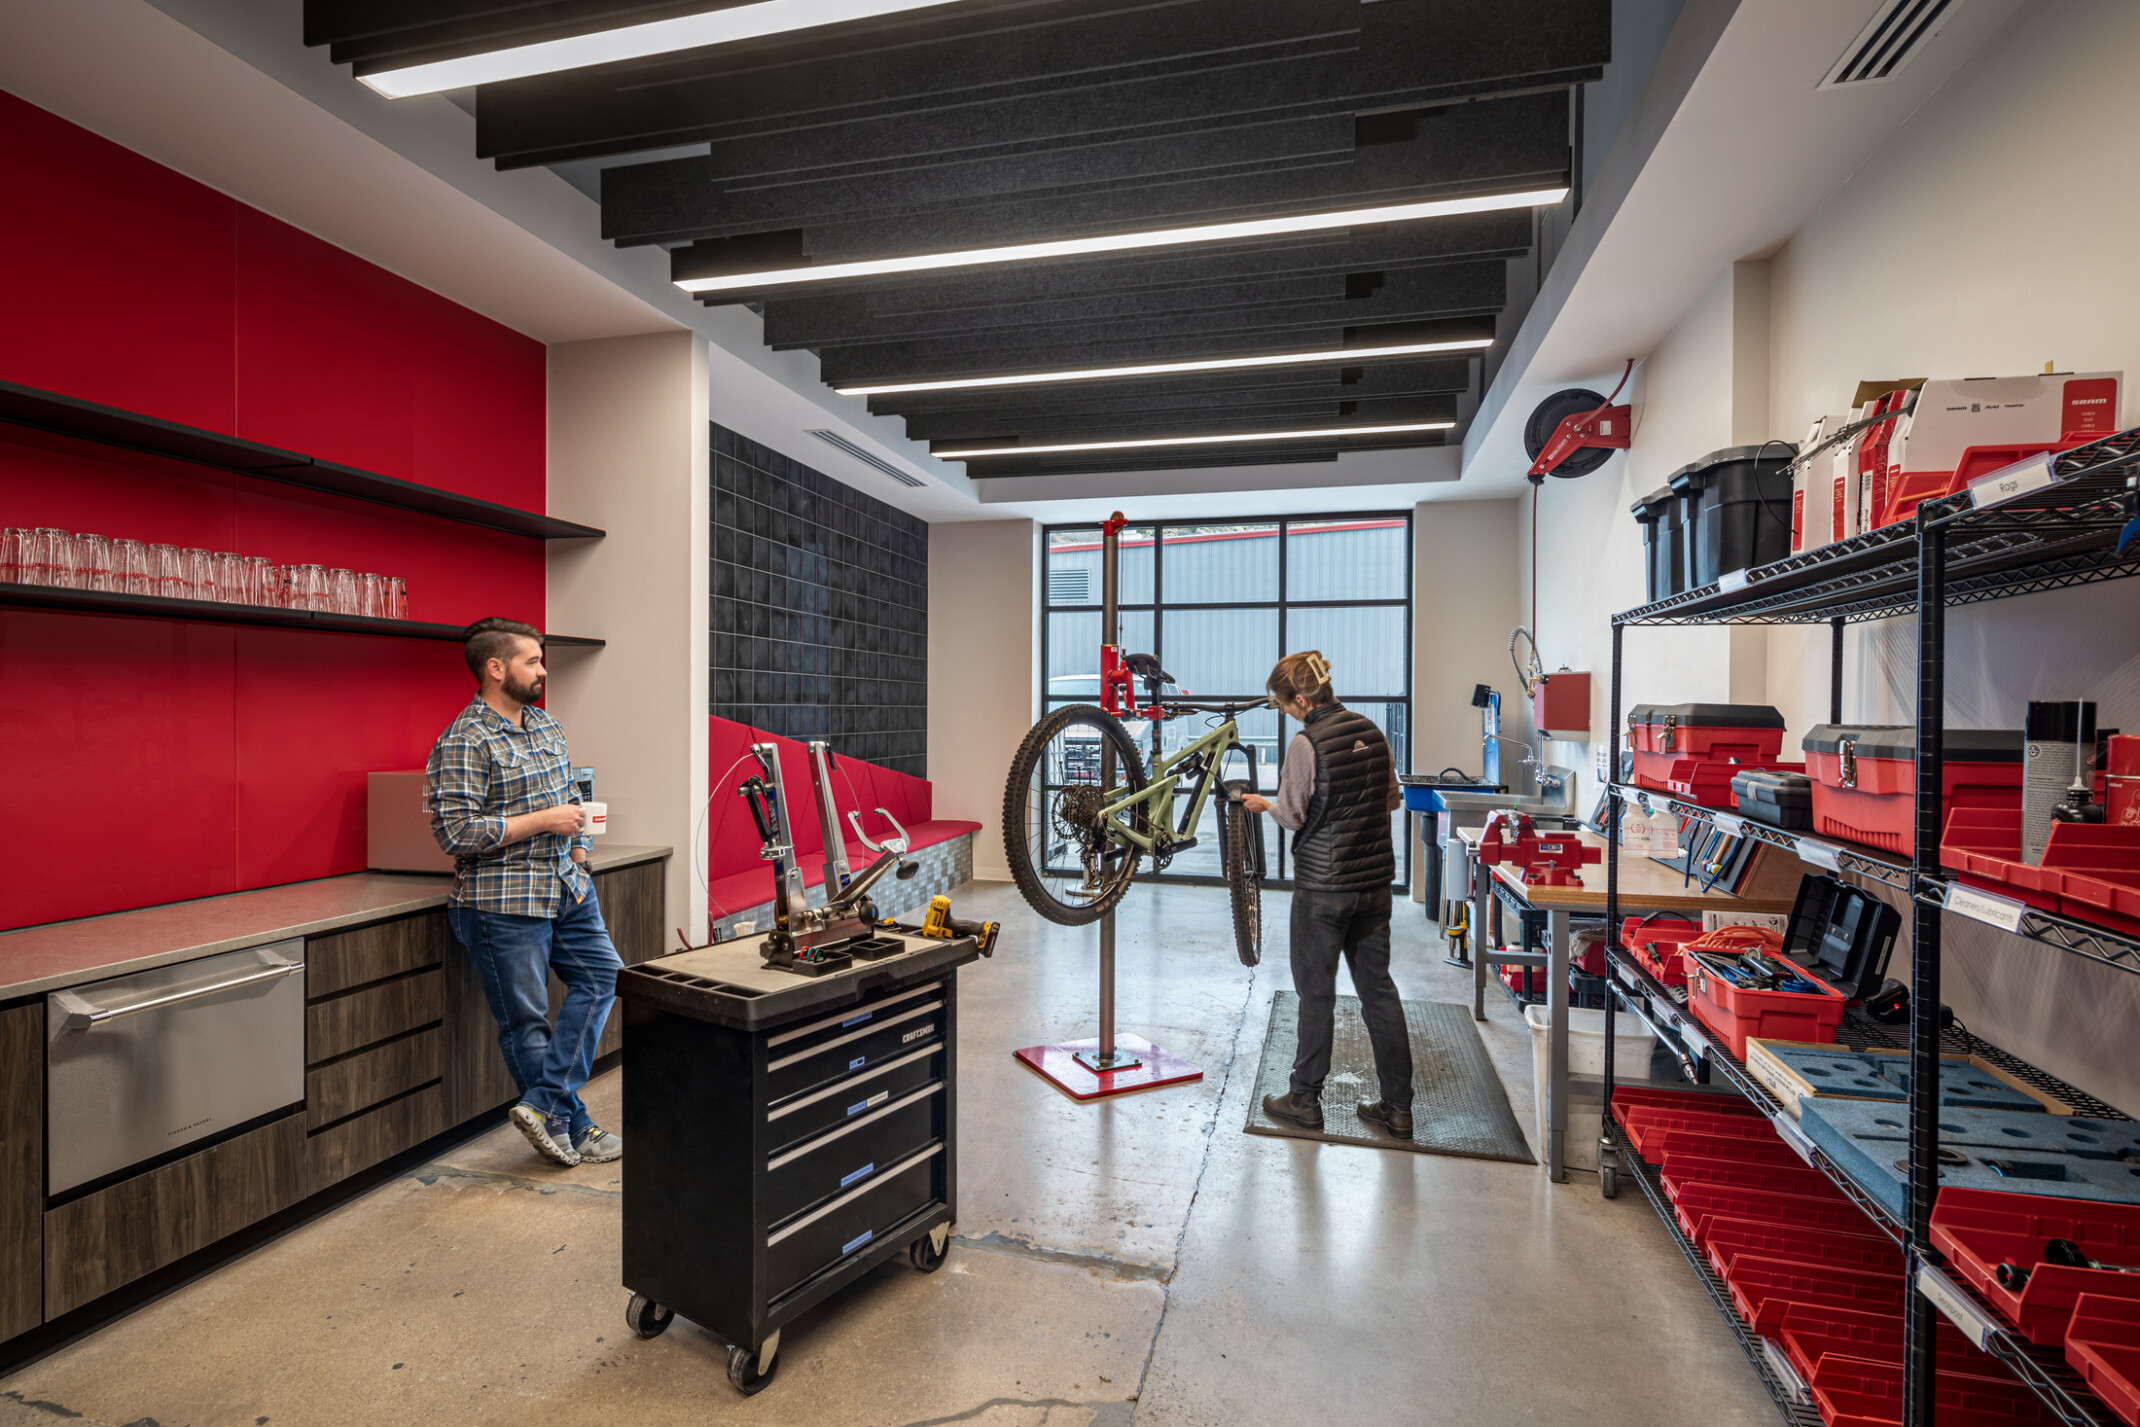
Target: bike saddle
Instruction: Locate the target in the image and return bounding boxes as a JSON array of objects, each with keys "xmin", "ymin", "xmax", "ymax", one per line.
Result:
[{"xmin": 1123, "ymin": 652, "xmax": 1174, "ymax": 684}]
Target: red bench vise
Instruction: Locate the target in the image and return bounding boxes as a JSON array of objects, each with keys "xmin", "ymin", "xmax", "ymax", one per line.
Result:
[{"xmin": 1476, "ymin": 810, "xmax": 1601, "ymax": 887}]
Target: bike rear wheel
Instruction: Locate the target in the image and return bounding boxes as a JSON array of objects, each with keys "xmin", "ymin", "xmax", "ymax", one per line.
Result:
[
  {"xmin": 1002, "ymin": 704, "xmax": 1149, "ymax": 925},
  {"xmin": 1219, "ymin": 779, "xmax": 1264, "ymax": 966}
]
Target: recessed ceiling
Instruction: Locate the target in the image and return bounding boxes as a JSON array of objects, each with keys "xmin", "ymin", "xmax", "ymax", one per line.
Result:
[{"xmin": 305, "ymin": 0, "xmax": 1612, "ymax": 476}]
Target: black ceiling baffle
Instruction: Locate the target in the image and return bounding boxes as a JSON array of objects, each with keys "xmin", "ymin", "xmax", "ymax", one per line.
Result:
[{"xmin": 306, "ymin": 0, "xmax": 1614, "ymax": 470}]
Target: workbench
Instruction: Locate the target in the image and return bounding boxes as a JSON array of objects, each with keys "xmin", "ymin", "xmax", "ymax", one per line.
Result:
[
  {"xmin": 1456, "ymin": 826, "xmax": 1802, "ymax": 1183},
  {"xmin": 616, "ymin": 924, "xmax": 986, "ymax": 1395}
]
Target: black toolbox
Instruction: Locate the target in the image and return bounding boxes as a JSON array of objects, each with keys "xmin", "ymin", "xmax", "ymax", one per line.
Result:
[
  {"xmin": 1781, "ymin": 874, "xmax": 1901, "ymax": 1002},
  {"xmin": 1631, "ymin": 486, "xmax": 1682, "ymax": 605},
  {"xmin": 1732, "ymin": 768, "xmax": 1814, "ymax": 830}
]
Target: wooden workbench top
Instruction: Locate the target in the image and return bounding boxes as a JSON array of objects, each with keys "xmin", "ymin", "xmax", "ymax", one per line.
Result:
[{"xmin": 1456, "ymin": 825, "xmax": 1803, "ymax": 913}]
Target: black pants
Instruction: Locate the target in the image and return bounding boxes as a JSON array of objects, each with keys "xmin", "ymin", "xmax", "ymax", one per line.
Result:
[{"xmin": 1288, "ymin": 886, "xmax": 1413, "ymax": 1108}]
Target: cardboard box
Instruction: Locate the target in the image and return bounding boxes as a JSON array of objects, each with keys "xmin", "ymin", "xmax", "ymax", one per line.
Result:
[
  {"xmin": 1876, "ymin": 371, "xmax": 2121, "ymax": 528},
  {"xmin": 368, "ymin": 771, "xmax": 455, "ymax": 874},
  {"xmin": 1793, "ymin": 414, "xmax": 1849, "ymax": 553}
]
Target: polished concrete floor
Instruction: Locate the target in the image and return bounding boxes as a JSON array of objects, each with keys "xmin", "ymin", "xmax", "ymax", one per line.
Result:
[{"xmin": 1, "ymin": 881, "xmax": 1778, "ymax": 1426}]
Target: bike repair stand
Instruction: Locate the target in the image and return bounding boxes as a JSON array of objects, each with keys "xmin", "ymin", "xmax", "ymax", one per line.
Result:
[{"xmin": 1014, "ymin": 511, "xmax": 1203, "ymax": 1102}]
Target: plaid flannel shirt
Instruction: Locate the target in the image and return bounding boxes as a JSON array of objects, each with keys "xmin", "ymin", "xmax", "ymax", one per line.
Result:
[{"xmin": 425, "ymin": 697, "xmax": 593, "ymax": 918}]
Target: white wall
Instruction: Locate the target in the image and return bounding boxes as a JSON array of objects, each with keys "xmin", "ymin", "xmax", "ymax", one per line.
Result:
[
  {"xmin": 927, "ymin": 520, "xmax": 1039, "ymax": 881},
  {"xmin": 1527, "ymin": 0, "xmax": 2140, "ymax": 1113},
  {"xmin": 1412, "ymin": 497, "xmax": 1522, "ymax": 775},
  {"xmin": 546, "ymin": 331, "xmax": 712, "ymax": 948}
]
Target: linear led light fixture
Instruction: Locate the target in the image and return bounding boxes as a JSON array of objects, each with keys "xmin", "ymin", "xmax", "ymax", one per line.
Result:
[
  {"xmin": 935, "ymin": 421, "xmax": 1455, "ymax": 460},
  {"xmin": 358, "ymin": 0, "xmax": 965, "ymax": 99},
  {"xmin": 834, "ymin": 337, "xmax": 1493, "ymax": 397},
  {"xmin": 680, "ymin": 187, "xmax": 1569, "ymax": 294}
]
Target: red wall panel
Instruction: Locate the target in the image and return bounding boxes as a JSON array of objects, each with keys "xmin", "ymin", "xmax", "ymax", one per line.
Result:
[
  {"xmin": 0, "ymin": 612, "xmax": 238, "ymax": 927},
  {"xmin": 0, "ymin": 95, "xmax": 549, "ymax": 932}
]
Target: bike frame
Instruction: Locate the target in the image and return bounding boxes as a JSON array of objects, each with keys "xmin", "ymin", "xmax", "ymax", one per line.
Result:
[{"xmin": 1097, "ymin": 711, "xmax": 1253, "ymax": 854}]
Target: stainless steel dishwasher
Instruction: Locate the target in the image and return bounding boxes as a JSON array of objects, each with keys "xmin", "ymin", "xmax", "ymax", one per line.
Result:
[{"xmin": 46, "ymin": 940, "xmax": 307, "ymax": 1195}]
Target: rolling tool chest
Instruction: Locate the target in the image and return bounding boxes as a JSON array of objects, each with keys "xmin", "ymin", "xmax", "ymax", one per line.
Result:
[{"xmin": 616, "ymin": 925, "xmax": 986, "ymax": 1395}]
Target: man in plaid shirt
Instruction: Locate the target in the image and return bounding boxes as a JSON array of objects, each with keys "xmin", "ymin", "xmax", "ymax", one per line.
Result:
[{"xmin": 427, "ymin": 617, "xmax": 622, "ymax": 1168}]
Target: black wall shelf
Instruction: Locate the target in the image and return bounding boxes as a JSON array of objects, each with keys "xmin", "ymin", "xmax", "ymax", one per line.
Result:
[
  {"xmin": 0, "ymin": 582, "xmax": 603, "ymax": 647},
  {"xmin": 0, "ymin": 379, "xmax": 603, "ymax": 542}
]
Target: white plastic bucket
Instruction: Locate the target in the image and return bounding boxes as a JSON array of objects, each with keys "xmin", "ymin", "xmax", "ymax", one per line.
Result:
[{"xmin": 1522, "ymin": 1002, "xmax": 1656, "ymax": 1173}]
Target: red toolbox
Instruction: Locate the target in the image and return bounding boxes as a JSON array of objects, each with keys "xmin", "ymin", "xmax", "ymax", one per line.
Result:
[
  {"xmin": 1686, "ymin": 949, "xmax": 1847, "ymax": 1060},
  {"xmin": 1629, "ymin": 703, "xmax": 1791, "ymax": 806},
  {"xmin": 1660, "ymin": 1154, "xmax": 1843, "ymax": 1204},
  {"xmin": 1622, "ymin": 914, "xmax": 1704, "ymax": 988},
  {"xmin": 1942, "ymin": 808, "xmax": 2140, "ymax": 938},
  {"xmin": 1670, "ymin": 1183, "xmax": 1881, "ymax": 1246},
  {"xmin": 2066, "ymin": 1294, "xmax": 2140, "ymax": 1427},
  {"xmin": 1704, "ymin": 1219, "xmax": 1902, "ymax": 1282},
  {"xmin": 1725, "ymin": 1255, "xmax": 1906, "ymax": 1336},
  {"xmin": 1802, "ymin": 725, "xmax": 2023, "ymax": 857},
  {"xmin": 1929, "ymin": 1188, "xmax": 2140, "ymax": 1348},
  {"xmin": 1809, "ymin": 1354, "xmax": 2060, "ymax": 1427}
]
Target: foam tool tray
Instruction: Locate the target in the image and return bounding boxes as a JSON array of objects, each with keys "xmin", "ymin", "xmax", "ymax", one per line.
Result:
[
  {"xmin": 1929, "ymin": 1187, "xmax": 2140, "ymax": 1350},
  {"xmin": 1743, "ymin": 1040, "xmax": 2069, "ymax": 1118},
  {"xmin": 1799, "ymin": 1099, "xmax": 2140, "ymax": 1220}
]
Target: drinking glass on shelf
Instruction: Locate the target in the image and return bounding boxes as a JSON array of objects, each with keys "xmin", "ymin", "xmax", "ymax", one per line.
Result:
[
  {"xmin": 327, "ymin": 568, "xmax": 358, "ymax": 615},
  {"xmin": 111, "ymin": 539, "xmax": 151, "ymax": 595},
  {"xmin": 33, "ymin": 528, "xmax": 77, "ymax": 588},
  {"xmin": 180, "ymin": 548, "xmax": 213, "ymax": 600},
  {"xmin": 148, "ymin": 544, "xmax": 183, "ymax": 599},
  {"xmin": 0, "ymin": 528, "xmax": 29, "ymax": 584},
  {"xmin": 242, "ymin": 555, "xmax": 274, "ymax": 606},
  {"xmin": 212, "ymin": 552, "xmax": 246, "ymax": 603},
  {"xmin": 383, "ymin": 575, "xmax": 407, "ymax": 620},
  {"xmin": 298, "ymin": 564, "xmax": 331, "ymax": 612},
  {"xmin": 74, "ymin": 534, "xmax": 112, "ymax": 592},
  {"xmin": 356, "ymin": 572, "xmax": 384, "ymax": 618}
]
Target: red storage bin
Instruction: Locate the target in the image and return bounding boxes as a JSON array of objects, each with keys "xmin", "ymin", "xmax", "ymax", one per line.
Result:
[
  {"xmin": 1622, "ymin": 915, "xmax": 1704, "ymax": 988},
  {"xmin": 1929, "ymin": 1188, "xmax": 2140, "ymax": 1348},
  {"xmin": 1617, "ymin": 1105, "xmax": 1783, "ymax": 1160},
  {"xmin": 1704, "ymin": 1219, "xmax": 1903, "ymax": 1283},
  {"xmin": 1942, "ymin": 808, "xmax": 2140, "ymax": 938},
  {"xmin": 2067, "ymin": 1294, "xmax": 2140, "ymax": 1427},
  {"xmin": 1725, "ymin": 1255, "xmax": 1906, "ymax": 1336},
  {"xmin": 1686, "ymin": 949, "xmax": 1847, "ymax": 1060},
  {"xmin": 1610, "ymin": 1085, "xmax": 1762, "ymax": 1119},
  {"xmin": 1670, "ymin": 1183, "xmax": 1881, "ymax": 1246},
  {"xmin": 1810, "ymin": 1355, "xmax": 2061, "ymax": 1427},
  {"xmin": 1650, "ymin": 1129, "xmax": 1803, "ymax": 1171},
  {"xmin": 1497, "ymin": 964, "xmax": 1543, "ymax": 997},
  {"xmin": 1660, "ymin": 1154, "xmax": 1843, "ymax": 1203},
  {"xmin": 1778, "ymin": 1302, "xmax": 1990, "ymax": 1385},
  {"xmin": 1803, "ymin": 725, "xmax": 2023, "ymax": 857}
]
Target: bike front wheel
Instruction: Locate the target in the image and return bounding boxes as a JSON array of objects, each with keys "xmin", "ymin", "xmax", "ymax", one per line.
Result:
[
  {"xmin": 1219, "ymin": 779, "xmax": 1264, "ymax": 966},
  {"xmin": 1002, "ymin": 704, "xmax": 1149, "ymax": 925}
]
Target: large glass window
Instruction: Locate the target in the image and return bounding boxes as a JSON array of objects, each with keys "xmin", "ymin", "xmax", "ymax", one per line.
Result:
[{"xmin": 1040, "ymin": 514, "xmax": 1412, "ymax": 887}]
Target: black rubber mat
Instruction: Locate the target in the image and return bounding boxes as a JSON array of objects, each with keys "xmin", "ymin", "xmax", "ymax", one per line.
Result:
[{"xmin": 1244, "ymin": 991, "xmax": 1534, "ymax": 1162}]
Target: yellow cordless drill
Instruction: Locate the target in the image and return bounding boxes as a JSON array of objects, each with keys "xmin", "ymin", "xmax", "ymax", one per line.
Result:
[{"xmin": 920, "ymin": 895, "xmax": 999, "ymax": 957}]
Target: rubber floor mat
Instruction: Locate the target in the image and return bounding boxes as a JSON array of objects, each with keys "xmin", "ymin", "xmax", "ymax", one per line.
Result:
[{"xmin": 1244, "ymin": 991, "xmax": 1534, "ymax": 1162}]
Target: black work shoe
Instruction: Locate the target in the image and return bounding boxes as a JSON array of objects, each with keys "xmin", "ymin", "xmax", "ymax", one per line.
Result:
[
  {"xmin": 1357, "ymin": 1101, "xmax": 1415, "ymax": 1138},
  {"xmin": 1263, "ymin": 1091, "xmax": 1324, "ymax": 1129}
]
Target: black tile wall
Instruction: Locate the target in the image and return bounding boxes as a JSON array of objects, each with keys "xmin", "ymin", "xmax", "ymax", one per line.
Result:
[{"xmin": 710, "ymin": 424, "xmax": 928, "ymax": 777}]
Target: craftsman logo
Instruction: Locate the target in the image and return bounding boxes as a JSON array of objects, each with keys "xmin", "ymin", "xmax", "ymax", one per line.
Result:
[
  {"xmin": 902, "ymin": 1027, "xmax": 930, "ymax": 1044},
  {"xmin": 847, "ymin": 1090, "xmax": 890, "ymax": 1118}
]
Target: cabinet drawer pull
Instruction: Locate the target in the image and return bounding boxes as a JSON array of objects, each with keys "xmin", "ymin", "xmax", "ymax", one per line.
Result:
[
  {"xmin": 768, "ymin": 1000, "xmax": 940, "ymax": 1072},
  {"xmin": 54, "ymin": 954, "xmax": 302, "ymax": 1030},
  {"xmin": 767, "ymin": 1143, "xmax": 942, "ymax": 1246},
  {"xmin": 766, "ymin": 1082, "xmax": 940, "ymax": 1169},
  {"xmin": 841, "ymin": 1163, "xmax": 874, "ymax": 1189},
  {"xmin": 768, "ymin": 1044, "xmax": 936, "ymax": 1122},
  {"xmin": 766, "ymin": 981, "xmax": 944, "ymax": 1047}
]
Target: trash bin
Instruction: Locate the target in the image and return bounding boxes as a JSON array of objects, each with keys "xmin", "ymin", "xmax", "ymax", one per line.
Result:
[{"xmin": 1523, "ymin": 1002, "xmax": 1656, "ymax": 1173}]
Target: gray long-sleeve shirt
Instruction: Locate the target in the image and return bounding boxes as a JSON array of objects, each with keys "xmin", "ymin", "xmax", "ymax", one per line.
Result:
[{"xmin": 1267, "ymin": 730, "xmax": 1403, "ymax": 832}]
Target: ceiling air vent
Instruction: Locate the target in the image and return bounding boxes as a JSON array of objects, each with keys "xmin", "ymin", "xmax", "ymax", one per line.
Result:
[
  {"xmin": 1818, "ymin": 0, "xmax": 1962, "ymax": 89},
  {"xmin": 804, "ymin": 429, "xmax": 925, "ymax": 488}
]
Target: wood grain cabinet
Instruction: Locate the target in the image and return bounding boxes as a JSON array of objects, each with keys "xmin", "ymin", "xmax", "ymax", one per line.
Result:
[{"xmin": 0, "ymin": 1004, "xmax": 41, "ymax": 1341}]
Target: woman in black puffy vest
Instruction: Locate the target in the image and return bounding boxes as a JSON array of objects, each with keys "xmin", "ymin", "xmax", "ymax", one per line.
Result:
[{"xmin": 1241, "ymin": 651, "xmax": 1414, "ymax": 1137}]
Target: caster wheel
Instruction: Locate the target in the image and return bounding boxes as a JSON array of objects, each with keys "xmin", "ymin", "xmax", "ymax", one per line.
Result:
[
  {"xmin": 1599, "ymin": 1165, "xmax": 1619, "ymax": 1200},
  {"xmin": 909, "ymin": 1232, "xmax": 950, "ymax": 1273},
  {"xmin": 625, "ymin": 1293, "xmax": 673, "ymax": 1339},
  {"xmin": 727, "ymin": 1342, "xmax": 778, "ymax": 1395}
]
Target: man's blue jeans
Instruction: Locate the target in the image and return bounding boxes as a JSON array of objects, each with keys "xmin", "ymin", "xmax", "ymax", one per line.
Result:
[{"xmin": 447, "ymin": 892, "xmax": 622, "ymax": 1139}]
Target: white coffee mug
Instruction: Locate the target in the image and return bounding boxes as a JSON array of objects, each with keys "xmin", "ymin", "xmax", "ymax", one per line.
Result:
[{"xmin": 585, "ymin": 801, "xmax": 609, "ymax": 835}]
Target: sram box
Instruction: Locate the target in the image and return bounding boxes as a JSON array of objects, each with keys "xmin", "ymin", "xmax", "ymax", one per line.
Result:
[{"xmin": 1875, "ymin": 371, "xmax": 2121, "ymax": 528}]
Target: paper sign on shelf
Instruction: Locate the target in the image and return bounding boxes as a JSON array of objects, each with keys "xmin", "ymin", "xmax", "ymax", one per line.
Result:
[
  {"xmin": 1967, "ymin": 450, "xmax": 2058, "ymax": 510},
  {"xmin": 1798, "ymin": 838, "xmax": 1844, "ymax": 872},
  {"xmin": 1945, "ymin": 883, "xmax": 2028, "ymax": 933},
  {"xmin": 1915, "ymin": 1262, "xmax": 1998, "ymax": 1351}
]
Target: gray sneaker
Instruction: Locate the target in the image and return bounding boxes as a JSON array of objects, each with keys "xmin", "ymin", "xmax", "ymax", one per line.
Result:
[
  {"xmin": 575, "ymin": 1125, "xmax": 623, "ymax": 1163},
  {"xmin": 511, "ymin": 1103, "xmax": 581, "ymax": 1166}
]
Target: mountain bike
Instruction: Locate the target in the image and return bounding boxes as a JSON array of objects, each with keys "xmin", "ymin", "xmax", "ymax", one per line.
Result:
[{"xmin": 1002, "ymin": 660, "xmax": 1268, "ymax": 965}]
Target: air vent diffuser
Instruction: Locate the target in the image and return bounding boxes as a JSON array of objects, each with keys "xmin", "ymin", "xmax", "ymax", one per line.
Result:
[
  {"xmin": 1818, "ymin": 0, "xmax": 1961, "ymax": 89},
  {"xmin": 804, "ymin": 429, "xmax": 925, "ymax": 487}
]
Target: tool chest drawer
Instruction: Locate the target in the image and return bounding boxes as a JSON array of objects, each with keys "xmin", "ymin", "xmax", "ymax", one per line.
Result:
[
  {"xmin": 765, "ymin": 1144, "xmax": 942, "ymax": 1302},
  {"xmin": 766, "ymin": 1043, "xmax": 943, "ymax": 1154},
  {"xmin": 765, "ymin": 1081, "xmax": 943, "ymax": 1220},
  {"xmin": 765, "ymin": 989, "xmax": 945, "ymax": 1104}
]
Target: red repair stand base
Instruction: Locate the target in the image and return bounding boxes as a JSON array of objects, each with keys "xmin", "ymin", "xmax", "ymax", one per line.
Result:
[{"xmin": 1013, "ymin": 1033, "xmax": 1203, "ymax": 1102}]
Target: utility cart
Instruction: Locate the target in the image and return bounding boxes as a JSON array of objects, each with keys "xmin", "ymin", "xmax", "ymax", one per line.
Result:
[{"xmin": 617, "ymin": 924, "xmax": 985, "ymax": 1394}]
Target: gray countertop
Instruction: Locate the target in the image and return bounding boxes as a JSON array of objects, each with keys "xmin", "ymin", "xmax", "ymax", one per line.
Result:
[{"xmin": 0, "ymin": 845, "xmax": 671, "ymax": 1001}]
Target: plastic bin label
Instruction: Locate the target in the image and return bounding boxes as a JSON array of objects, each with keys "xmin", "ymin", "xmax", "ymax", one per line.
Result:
[
  {"xmin": 1773, "ymin": 1114, "xmax": 1818, "ymax": 1167},
  {"xmin": 1945, "ymin": 883, "xmax": 2027, "ymax": 932},
  {"xmin": 1718, "ymin": 568, "xmax": 1751, "ymax": 592},
  {"xmin": 1797, "ymin": 838, "xmax": 1843, "ymax": 872},
  {"xmin": 842, "ymin": 1228, "xmax": 875, "ymax": 1256},
  {"xmin": 847, "ymin": 1091, "xmax": 890, "ymax": 1118},
  {"xmin": 1712, "ymin": 812, "xmax": 1745, "ymax": 838},
  {"xmin": 1916, "ymin": 1262, "xmax": 1997, "ymax": 1350},
  {"xmin": 1968, "ymin": 451, "xmax": 2057, "ymax": 510},
  {"xmin": 841, "ymin": 1163, "xmax": 875, "ymax": 1188}
]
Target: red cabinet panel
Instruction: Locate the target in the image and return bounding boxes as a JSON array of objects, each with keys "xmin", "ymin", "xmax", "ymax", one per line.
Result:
[
  {"xmin": 409, "ymin": 299, "xmax": 546, "ymax": 511},
  {"xmin": 233, "ymin": 630, "xmax": 475, "ymax": 888},
  {"xmin": 0, "ymin": 613, "xmax": 237, "ymax": 930},
  {"xmin": 0, "ymin": 92, "xmax": 238, "ymax": 431},
  {"xmin": 0, "ymin": 428, "xmax": 238, "ymax": 552}
]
